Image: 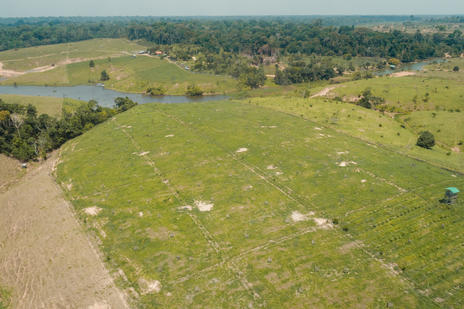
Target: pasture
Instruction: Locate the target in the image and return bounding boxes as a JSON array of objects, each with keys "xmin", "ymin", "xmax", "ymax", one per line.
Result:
[
  {"xmin": 1, "ymin": 55, "xmax": 238, "ymax": 95},
  {"xmin": 58, "ymin": 100, "xmax": 463, "ymax": 308},
  {"xmin": 332, "ymin": 75, "xmax": 464, "ymax": 112},
  {"xmin": 247, "ymin": 96, "xmax": 464, "ymax": 173},
  {"xmin": 0, "ymin": 38, "xmax": 146, "ymax": 71},
  {"xmin": 0, "ymin": 94, "xmax": 84, "ymax": 117}
]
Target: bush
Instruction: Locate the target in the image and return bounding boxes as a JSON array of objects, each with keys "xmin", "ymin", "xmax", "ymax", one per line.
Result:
[
  {"xmin": 100, "ymin": 70, "xmax": 110, "ymax": 81},
  {"xmin": 186, "ymin": 85, "xmax": 204, "ymax": 96},
  {"xmin": 146, "ymin": 86, "xmax": 166, "ymax": 96},
  {"xmin": 453, "ymin": 66, "xmax": 460, "ymax": 72},
  {"xmin": 416, "ymin": 131, "xmax": 435, "ymax": 149},
  {"xmin": 89, "ymin": 60, "xmax": 95, "ymax": 68}
]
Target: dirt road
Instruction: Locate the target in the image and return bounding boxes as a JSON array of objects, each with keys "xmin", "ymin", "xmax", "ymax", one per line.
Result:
[{"xmin": 0, "ymin": 153, "xmax": 128, "ymax": 309}]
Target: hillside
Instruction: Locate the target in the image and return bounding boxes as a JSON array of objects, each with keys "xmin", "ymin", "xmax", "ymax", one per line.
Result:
[{"xmin": 57, "ymin": 100, "xmax": 463, "ymax": 307}]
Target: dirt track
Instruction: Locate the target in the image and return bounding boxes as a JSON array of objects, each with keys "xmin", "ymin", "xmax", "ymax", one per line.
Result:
[{"xmin": 0, "ymin": 153, "xmax": 128, "ymax": 309}]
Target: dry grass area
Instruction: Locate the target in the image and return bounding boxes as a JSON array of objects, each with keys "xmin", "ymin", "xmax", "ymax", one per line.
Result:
[
  {"xmin": 0, "ymin": 155, "xmax": 24, "ymax": 191},
  {"xmin": 0, "ymin": 153, "xmax": 128, "ymax": 309}
]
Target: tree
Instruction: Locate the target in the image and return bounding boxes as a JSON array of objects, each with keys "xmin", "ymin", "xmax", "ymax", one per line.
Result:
[
  {"xmin": 416, "ymin": 131, "xmax": 435, "ymax": 149},
  {"xmin": 146, "ymin": 86, "xmax": 166, "ymax": 96},
  {"xmin": 357, "ymin": 89, "xmax": 385, "ymax": 109},
  {"xmin": 89, "ymin": 60, "xmax": 95, "ymax": 68},
  {"xmin": 100, "ymin": 70, "xmax": 110, "ymax": 81},
  {"xmin": 114, "ymin": 97, "xmax": 137, "ymax": 112},
  {"xmin": 186, "ymin": 85, "xmax": 204, "ymax": 96},
  {"xmin": 453, "ymin": 66, "xmax": 460, "ymax": 72}
]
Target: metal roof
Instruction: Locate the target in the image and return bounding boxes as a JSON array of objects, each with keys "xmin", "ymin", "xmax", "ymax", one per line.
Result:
[{"xmin": 446, "ymin": 187, "xmax": 460, "ymax": 194}]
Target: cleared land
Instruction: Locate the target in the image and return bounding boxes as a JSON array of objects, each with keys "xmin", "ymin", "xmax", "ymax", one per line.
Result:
[
  {"xmin": 0, "ymin": 153, "xmax": 128, "ymax": 308},
  {"xmin": 248, "ymin": 96, "xmax": 464, "ymax": 173},
  {"xmin": 0, "ymin": 38, "xmax": 146, "ymax": 72},
  {"xmin": 1, "ymin": 55, "xmax": 238, "ymax": 95},
  {"xmin": 332, "ymin": 75, "xmax": 464, "ymax": 111},
  {"xmin": 0, "ymin": 94, "xmax": 84, "ymax": 117},
  {"xmin": 57, "ymin": 100, "xmax": 463, "ymax": 307}
]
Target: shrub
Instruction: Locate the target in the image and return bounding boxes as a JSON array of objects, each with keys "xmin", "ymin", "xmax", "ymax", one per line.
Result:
[
  {"xmin": 146, "ymin": 86, "xmax": 166, "ymax": 96},
  {"xmin": 416, "ymin": 131, "xmax": 435, "ymax": 149},
  {"xmin": 100, "ymin": 70, "xmax": 110, "ymax": 81},
  {"xmin": 185, "ymin": 85, "xmax": 204, "ymax": 96},
  {"xmin": 453, "ymin": 66, "xmax": 460, "ymax": 72},
  {"xmin": 89, "ymin": 60, "xmax": 95, "ymax": 68}
]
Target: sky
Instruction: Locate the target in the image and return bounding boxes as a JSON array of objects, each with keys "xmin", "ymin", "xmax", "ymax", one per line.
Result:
[{"xmin": 1, "ymin": 0, "xmax": 463, "ymax": 17}]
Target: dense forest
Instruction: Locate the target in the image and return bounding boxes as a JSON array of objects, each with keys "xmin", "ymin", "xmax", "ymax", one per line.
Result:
[
  {"xmin": 1, "ymin": 17, "xmax": 464, "ymax": 59},
  {"xmin": 0, "ymin": 97, "xmax": 137, "ymax": 161}
]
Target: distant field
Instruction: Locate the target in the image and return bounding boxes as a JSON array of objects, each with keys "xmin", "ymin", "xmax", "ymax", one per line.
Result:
[
  {"xmin": 0, "ymin": 94, "xmax": 84, "ymax": 117},
  {"xmin": 332, "ymin": 75, "xmax": 464, "ymax": 111},
  {"xmin": 1, "ymin": 55, "xmax": 238, "ymax": 95},
  {"xmin": 58, "ymin": 100, "xmax": 463, "ymax": 308},
  {"xmin": 0, "ymin": 38, "xmax": 146, "ymax": 71},
  {"xmin": 400, "ymin": 110, "xmax": 464, "ymax": 150},
  {"xmin": 248, "ymin": 96, "xmax": 464, "ymax": 173}
]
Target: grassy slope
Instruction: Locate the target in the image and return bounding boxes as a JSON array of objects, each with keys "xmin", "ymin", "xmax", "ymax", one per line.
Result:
[
  {"xmin": 58, "ymin": 101, "xmax": 463, "ymax": 308},
  {"xmin": 400, "ymin": 111, "xmax": 464, "ymax": 149},
  {"xmin": 247, "ymin": 96, "xmax": 464, "ymax": 173},
  {"xmin": 0, "ymin": 38, "xmax": 146, "ymax": 71},
  {"xmin": 0, "ymin": 94, "xmax": 84, "ymax": 117},
  {"xmin": 333, "ymin": 75, "xmax": 464, "ymax": 111},
  {"xmin": 2, "ymin": 56, "xmax": 238, "ymax": 95}
]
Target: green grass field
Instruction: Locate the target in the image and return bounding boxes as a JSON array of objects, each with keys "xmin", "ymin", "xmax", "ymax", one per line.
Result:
[
  {"xmin": 0, "ymin": 38, "xmax": 146, "ymax": 71},
  {"xmin": 247, "ymin": 96, "xmax": 464, "ymax": 173},
  {"xmin": 0, "ymin": 94, "xmax": 84, "ymax": 117},
  {"xmin": 332, "ymin": 75, "xmax": 464, "ymax": 112},
  {"xmin": 57, "ymin": 100, "xmax": 463, "ymax": 308},
  {"xmin": 1, "ymin": 55, "xmax": 238, "ymax": 95}
]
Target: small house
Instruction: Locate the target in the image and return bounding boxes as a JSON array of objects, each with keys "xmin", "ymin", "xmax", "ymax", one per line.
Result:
[
  {"xmin": 155, "ymin": 50, "xmax": 163, "ymax": 55},
  {"xmin": 444, "ymin": 187, "xmax": 460, "ymax": 204}
]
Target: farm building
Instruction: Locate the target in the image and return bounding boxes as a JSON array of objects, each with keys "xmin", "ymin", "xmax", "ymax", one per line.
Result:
[{"xmin": 444, "ymin": 187, "xmax": 460, "ymax": 204}]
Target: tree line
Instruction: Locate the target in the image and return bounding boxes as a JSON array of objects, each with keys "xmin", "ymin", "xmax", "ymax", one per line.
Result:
[{"xmin": 0, "ymin": 97, "xmax": 137, "ymax": 161}]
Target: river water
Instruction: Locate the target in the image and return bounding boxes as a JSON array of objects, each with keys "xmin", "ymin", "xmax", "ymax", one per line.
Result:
[
  {"xmin": 376, "ymin": 58, "xmax": 446, "ymax": 76},
  {"xmin": 0, "ymin": 85, "xmax": 228, "ymax": 107}
]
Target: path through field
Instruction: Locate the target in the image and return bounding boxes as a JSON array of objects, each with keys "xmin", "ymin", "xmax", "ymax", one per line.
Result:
[{"xmin": 0, "ymin": 153, "xmax": 128, "ymax": 309}]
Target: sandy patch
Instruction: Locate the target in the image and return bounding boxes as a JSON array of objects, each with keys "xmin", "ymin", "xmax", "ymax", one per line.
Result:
[
  {"xmin": 291, "ymin": 211, "xmax": 314, "ymax": 222},
  {"xmin": 0, "ymin": 62, "xmax": 23, "ymax": 77},
  {"xmin": 178, "ymin": 205, "xmax": 193, "ymax": 211},
  {"xmin": 361, "ymin": 179, "xmax": 367, "ymax": 183},
  {"xmin": 267, "ymin": 165, "xmax": 277, "ymax": 170},
  {"xmin": 451, "ymin": 146, "xmax": 460, "ymax": 153},
  {"xmin": 314, "ymin": 218, "xmax": 333, "ymax": 229},
  {"xmin": 88, "ymin": 301, "xmax": 111, "ymax": 309},
  {"xmin": 275, "ymin": 171, "xmax": 283, "ymax": 176},
  {"xmin": 310, "ymin": 86, "xmax": 338, "ymax": 98},
  {"xmin": 84, "ymin": 206, "xmax": 102, "ymax": 216},
  {"xmin": 138, "ymin": 279, "xmax": 162, "ymax": 295},
  {"xmin": 260, "ymin": 125, "xmax": 277, "ymax": 128},
  {"xmin": 336, "ymin": 151, "xmax": 349, "ymax": 155},
  {"xmin": 338, "ymin": 161, "xmax": 357, "ymax": 167},
  {"xmin": 138, "ymin": 212, "xmax": 144, "ymax": 217},
  {"xmin": 165, "ymin": 134, "xmax": 175, "ymax": 138},
  {"xmin": 195, "ymin": 200, "xmax": 214, "ymax": 212},
  {"xmin": 391, "ymin": 71, "xmax": 416, "ymax": 78},
  {"xmin": 314, "ymin": 127, "xmax": 323, "ymax": 131},
  {"xmin": 236, "ymin": 148, "xmax": 248, "ymax": 153},
  {"xmin": 138, "ymin": 151, "xmax": 150, "ymax": 156}
]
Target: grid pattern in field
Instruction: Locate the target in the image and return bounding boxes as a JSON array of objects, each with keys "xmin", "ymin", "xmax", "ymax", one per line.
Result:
[{"xmin": 58, "ymin": 101, "xmax": 463, "ymax": 307}]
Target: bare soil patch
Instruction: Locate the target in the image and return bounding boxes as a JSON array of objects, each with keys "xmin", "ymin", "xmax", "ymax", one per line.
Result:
[
  {"xmin": 391, "ymin": 71, "xmax": 416, "ymax": 78},
  {"xmin": 0, "ymin": 153, "xmax": 128, "ymax": 308}
]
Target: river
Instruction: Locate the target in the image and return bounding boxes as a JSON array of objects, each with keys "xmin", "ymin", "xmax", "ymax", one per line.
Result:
[
  {"xmin": 0, "ymin": 85, "xmax": 228, "ymax": 107},
  {"xmin": 376, "ymin": 58, "xmax": 446, "ymax": 76}
]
